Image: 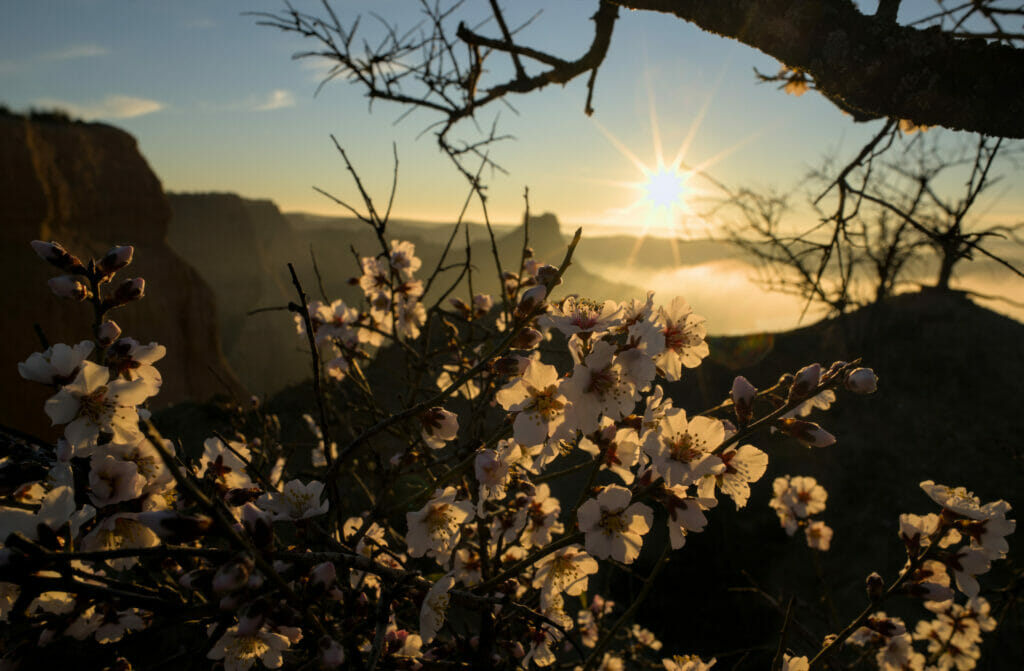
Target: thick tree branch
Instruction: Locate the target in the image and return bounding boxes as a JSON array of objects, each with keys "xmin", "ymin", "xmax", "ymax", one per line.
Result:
[{"xmin": 612, "ymin": 0, "xmax": 1024, "ymax": 137}]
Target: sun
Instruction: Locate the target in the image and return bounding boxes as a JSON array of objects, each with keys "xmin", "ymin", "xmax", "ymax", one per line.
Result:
[{"xmin": 642, "ymin": 164, "xmax": 692, "ymax": 210}]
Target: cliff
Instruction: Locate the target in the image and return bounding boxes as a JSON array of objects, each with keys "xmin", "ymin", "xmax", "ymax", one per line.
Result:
[{"xmin": 0, "ymin": 113, "xmax": 245, "ymax": 439}]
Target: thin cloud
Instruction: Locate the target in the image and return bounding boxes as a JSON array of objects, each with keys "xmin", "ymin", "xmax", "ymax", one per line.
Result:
[
  {"xmin": 34, "ymin": 94, "xmax": 164, "ymax": 120},
  {"xmin": 254, "ymin": 89, "xmax": 296, "ymax": 111},
  {"xmin": 42, "ymin": 44, "xmax": 110, "ymax": 62}
]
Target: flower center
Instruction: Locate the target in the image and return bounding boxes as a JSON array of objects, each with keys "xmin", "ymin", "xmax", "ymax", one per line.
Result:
[
  {"xmin": 529, "ymin": 386, "xmax": 565, "ymax": 420},
  {"xmin": 586, "ymin": 367, "xmax": 616, "ymax": 396},
  {"xmin": 598, "ymin": 509, "xmax": 626, "ymax": 534},
  {"xmin": 80, "ymin": 386, "xmax": 111, "ymax": 422},
  {"xmin": 426, "ymin": 503, "xmax": 455, "ymax": 535},
  {"xmin": 666, "ymin": 432, "xmax": 702, "ymax": 463}
]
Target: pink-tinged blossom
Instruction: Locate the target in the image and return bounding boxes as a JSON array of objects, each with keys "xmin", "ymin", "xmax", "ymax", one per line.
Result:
[
  {"xmin": 532, "ymin": 544, "xmax": 598, "ymax": 608},
  {"xmin": 88, "ymin": 453, "xmax": 146, "ymax": 507},
  {"xmin": 257, "ymin": 480, "xmax": 329, "ymax": 520},
  {"xmin": 475, "ymin": 441, "xmax": 520, "ymax": 515},
  {"xmin": 544, "ymin": 296, "xmax": 622, "ymax": 340},
  {"xmin": 18, "ymin": 341, "xmax": 94, "ymax": 386},
  {"xmin": 104, "ymin": 338, "xmax": 166, "ymax": 391},
  {"xmin": 96, "ymin": 320, "xmax": 122, "ymax": 345},
  {"xmin": 664, "ymin": 485, "xmax": 715, "ymax": 549},
  {"xmin": 577, "ymin": 484, "xmax": 653, "ymax": 564},
  {"xmin": 654, "ymin": 297, "xmax": 709, "ymax": 381},
  {"xmin": 731, "ymin": 376, "xmax": 756, "ymax": 425},
  {"xmin": 963, "ymin": 500, "xmax": 1015, "ymax": 560},
  {"xmin": 770, "ymin": 476, "xmax": 828, "ymax": 535},
  {"xmin": 944, "ymin": 546, "xmax": 991, "ymax": 598},
  {"xmin": 579, "ymin": 420, "xmax": 641, "ymax": 485},
  {"xmin": 454, "ymin": 548, "xmax": 483, "ymax": 586},
  {"xmin": 395, "ymin": 296, "xmax": 426, "ymax": 339},
  {"xmin": 913, "ymin": 618, "xmax": 981, "ymax": 670},
  {"xmin": 495, "ymin": 360, "xmax": 568, "ymax": 447},
  {"xmin": 519, "ymin": 484, "xmax": 564, "ymax": 549},
  {"xmin": 420, "ymin": 407, "xmax": 459, "ymax": 449},
  {"xmin": 390, "ymin": 240, "xmax": 422, "ymax": 279},
  {"xmin": 642, "ymin": 409, "xmax": 724, "ymax": 488},
  {"xmin": 405, "ymin": 487, "xmax": 474, "ymax": 563},
  {"xmin": 419, "ymin": 573, "xmax": 455, "ymax": 644},
  {"xmin": 31, "ymin": 239, "xmax": 84, "ymax": 271},
  {"xmin": 617, "ymin": 319, "xmax": 666, "ymax": 392},
  {"xmin": 805, "ymin": 520, "xmax": 834, "ymax": 551},
  {"xmin": 44, "ymin": 361, "xmax": 152, "ymax": 453},
  {"xmin": 561, "ymin": 340, "xmax": 637, "ymax": 433},
  {"xmin": 662, "ymin": 655, "xmax": 717, "ymax": 671},
  {"xmin": 207, "ymin": 624, "xmax": 291, "ymax": 671},
  {"xmin": 919, "ymin": 481, "xmax": 989, "ymax": 520},
  {"xmin": 98, "ymin": 244, "xmax": 134, "ymax": 275},
  {"xmin": 697, "ymin": 443, "xmax": 768, "ymax": 509},
  {"xmin": 200, "ymin": 437, "xmax": 255, "ymax": 490}
]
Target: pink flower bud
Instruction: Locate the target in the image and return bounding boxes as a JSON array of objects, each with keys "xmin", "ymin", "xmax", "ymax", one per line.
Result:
[
  {"xmin": 845, "ymin": 367, "xmax": 878, "ymax": 394},
  {"xmin": 777, "ymin": 417, "xmax": 836, "ymax": 447},
  {"xmin": 48, "ymin": 275, "xmax": 90, "ymax": 300},
  {"xmin": 788, "ymin": 363, "xmax": 821, "ymax": 402},
  {"xmin": 113, "ymin": 277, "xmax": 145, "ymax": 303},
  {"xmin": 98, "ymin": 245, "xmax": 134, "ymax": 275},
  {"xmin": 511, "ymin": 327, "xmax": 543, "ymax": 350},
  {"xmin": 31, "ymin": 240, "xmax": 85, "ymax": 273},
  {"xmin": 731, "ymin": 375, "xmax": 756, "ymax": 425},
  {"xmin": 97, "ymin": 320, "xmax": 122, "ymax": 345},
  {"xmin": 515, "ymin": 285, "xmax": 547, "ymax": 316},
  {"xmin": 212, "ymin": 556, "xmax": 253, "ymax": 594},
  {"xmin": 865, "ymin": 572, "xmax": 884, "ymax": 601}
]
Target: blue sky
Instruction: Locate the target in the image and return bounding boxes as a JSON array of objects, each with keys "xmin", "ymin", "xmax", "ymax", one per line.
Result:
[{"xmin": 3, "ymin": 1, "xmax": 1022, "ymax": 235}]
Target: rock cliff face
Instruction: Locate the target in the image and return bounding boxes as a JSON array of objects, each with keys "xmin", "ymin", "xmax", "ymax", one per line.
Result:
[
  {"xmin": 166, "ymin": 193, "xmax": 310, "ymax": 393},
  {"xmin": 0, "ymin": 113, "xmax": 245, "ymax": 439}
]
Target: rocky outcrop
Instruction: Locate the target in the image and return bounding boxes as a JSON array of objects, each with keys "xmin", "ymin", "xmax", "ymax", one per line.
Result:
[
  {"xmin": 0, "ymin": 113, "xmax": 245, "ymax": 439},
  {"xmin": 167, "ymin": 193, "xmax": 310, "ymax": 393}
]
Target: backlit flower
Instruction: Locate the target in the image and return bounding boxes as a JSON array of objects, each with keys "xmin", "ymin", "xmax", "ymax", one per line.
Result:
[
  {"xmin": 257, "ymin": 479, "xmax": 329, "ymax": 520},
  {"xmin": 654, "ymin": 297, "xmax": 708, "ymax": 381},
  {"xmin": 577, "ymin": 484, "xmax": 652, "ymax": 564}
]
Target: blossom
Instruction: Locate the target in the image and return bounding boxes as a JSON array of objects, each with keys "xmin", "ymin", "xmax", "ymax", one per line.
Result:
[
  {"xmin": 0, "ymin": 486, "xmax": 83, "ymax": 556},
  {"xmin": 208, "ymin": 624, "xmax": 291, "ymax": 671},
  {"xmin": 962, "ymin": 500, "xmax": 1015, "ymax": 559},
  {"xmin": 654, "ymin": 297, "xmax": 708, "ymax": 380},
  {"xmin": 664, "ymin": 485, "xmax": 714, "ymax": 549},
  {"xmin": 390, "ymin": 239, "xmax": 422, "ymax": 279},
  {"xmin": 420, "ymin": 406, "xmax": 459, "ymax": 449},
  {"xmin": 920, "ymin": 481, "xmax": 988, "ymax": 520},
  {"xmin": 805, "ymin": 520, "xmax": 834, "ymax": 551},
  {"xmin": 257, "ymin": 480, "xmax": 329, "ymax": 520},
  {"xmin": 532, "ymin": 544, "xmax": 599, "ymax": 608},
  {"xmin": 578, "ymin": 420, "xmax": 641, "ymax": 485},
  {"xmin": 395, "ymin": 295, "xmax": 426, "ymax": 339},
  {"xmin": 419, "ymin": 574, "xmax": 455, "ymax": 644},
  {"xmin": 201, "ymin": 437, "xmax": 256, "ymax": 490},
  {"xmin": 405, "ymin": 487, "xmax": 474, "ymax": 562},
  {"xmin": 104, "ymin": 338, "xmax": 166, "ymax": 391},
  {"xmin": 561, "ymin": 340, "xmax": 637, "ymax": 434},
  {"xmin": 475, "ymin": 441, "xmax": 520, "ymax": 515},
  {"xmin": 88, "ymin": 453, "xmax": 146, "ymax": 506},
  {"xmin": 696, "ymin": 443, "xmax": 768, "ymax": 509},
  {"xmin": 18, "ymin": 341, "xmax": 94, "ymax": 385},
  {"xmin": 544, "ymin": 295, "xmax": 622, "ymax": 340},
  {"xmin": 44, "ymin": 361, "xmax": 152, "ymax": 453},
  {"xmin": 81, "ymin": 513, "xmax": 161, "ymax": 570},
  {"xmin": 771, "ymin": 476, "xmax": 828, "ymax": 519},
  {"xmin": 776, "ymin": 417, "xmax": 836, "ymax": 447},
  {"xmin": 944, "ymin": 546, "xmax": 990, "ymax": 598},
  {"xmin": 643, "ymin": 409, "xmax": 724, "ymax": 488},
  {"xmin": 662, "ymin": 655, "xmax": 717, "ymax": 671},
  {"xmin": 577, "ymin": 484, "xmax": 653, "ymax": 564},
  {"xmin": 495, "ymin": 359, "xmax": 568, "ymax": 447},
  {"xmin": 845, "ymin": 367, "xmax": 878, "ymax": 393},
  {"xmin": 519, "ymin": 483, "xmax": 564, "ymax": 549}
]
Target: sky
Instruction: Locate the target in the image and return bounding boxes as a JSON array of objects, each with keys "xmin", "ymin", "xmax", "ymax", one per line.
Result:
[{"xmin": 2, "ymin": 1, "xmax": 1023, "ymax": 237}]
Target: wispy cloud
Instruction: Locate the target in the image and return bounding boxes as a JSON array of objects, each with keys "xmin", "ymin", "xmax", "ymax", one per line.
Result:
[
  {"xmin": 41, "ymin": 44, "xmax": 110, "ymax": 62},
  {"xmin": 33, "ymin": 94, "xmax": 164, "ymax": 120},
  {"xmin": 254, "ymin": 89, "xmax": 296, "ymax": 111}
]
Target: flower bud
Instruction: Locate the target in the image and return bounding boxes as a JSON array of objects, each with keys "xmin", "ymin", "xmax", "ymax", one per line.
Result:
[
  {"xmin": 98, "ymin": 245, "xmax": 134, "ymax": 276},
  {"xmin": 731, "ymin": 375, "xmax": 756, "ymax": 425},
  {"xmin": 113, "ymin": 277, "xmax": 145, "ymax": 303},
  {"xmin": 515, "ymin": 285, "xmax": 547, "ymax": 318},
  {"xmin": 535, "ymin": 264, "xmax": 561, "ymax": 287},
  {"xmin": 212, "ymin": 556, "xmax": 254, "ymax": 594},
  {"xmin": 845, "ymin": 367, "xmax": 878, "ymax": 394},
  {"xmin": 31, "ymin": 240, "xmax": 85, "ymax": 273},
  {"xmin": 472, "ymin": 293, "xmax": 494, "ymax": 316},
  {"xmin": 511, "ymin": 327, "xmax": 543, "ymax": 350},
  {"xmin": 310, "ymin": 561, "xmax": 337, "ymax": 588},
  {"xmin": 777, "ymin": 417, "xmax": 836, "ymax": 448},
  {"xmin": 320, "ymin": 637, "xmax": 346, "ymax": 668},
  {"xmin": 97, "ymin": 320, "xmax": 122, "ymax": 346},
  {"xmin": 866, "ymin": 572, "xmax": 884, "ymax": 601},
  {"xmin": 787, "ymin": 363, "xmax": 821, "ymax": 402},
  {"xmin": 241, "ymin": 503, "xmax": 274, "ymax": 550},
  {"xmin": 48, "ymin": 275, "xmax": 90, "ymax": 301}
]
